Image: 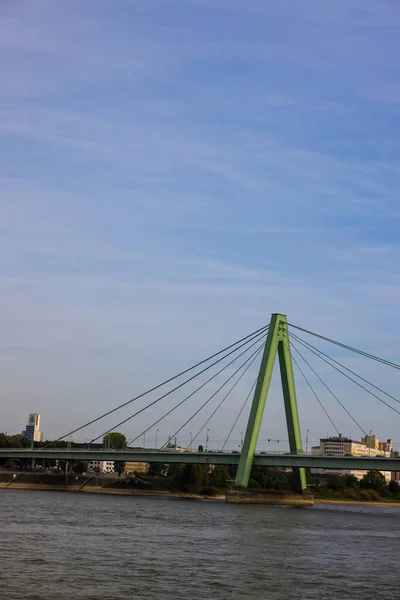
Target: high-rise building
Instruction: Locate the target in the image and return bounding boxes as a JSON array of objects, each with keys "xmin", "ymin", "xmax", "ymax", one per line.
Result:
[{"xmin": 22, "ymin": 413, "xmax": 44, "ymax": 442}]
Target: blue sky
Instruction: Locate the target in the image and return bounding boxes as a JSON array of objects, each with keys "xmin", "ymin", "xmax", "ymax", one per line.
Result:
[{"xmin": 1, "ymin": 0, "xmax": 400, "ymax": 450}]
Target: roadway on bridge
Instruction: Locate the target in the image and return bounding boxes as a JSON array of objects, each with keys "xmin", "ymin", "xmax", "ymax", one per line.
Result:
[{"xmin": 1, "ymin": 449, "xmax": 400, "ymax": 472}]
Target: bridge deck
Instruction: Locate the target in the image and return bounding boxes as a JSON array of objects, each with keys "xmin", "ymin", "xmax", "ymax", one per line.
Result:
[{"xmin": 1, "ymin": 449, "xmax": 400, "ymax": 471}]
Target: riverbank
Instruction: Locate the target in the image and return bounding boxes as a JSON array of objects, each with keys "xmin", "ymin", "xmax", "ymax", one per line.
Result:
[
  {"xmin": 315, "ymin": 499, "xmax": 400, "ymax": 508},
  {"xmin": 2, "ymin": 474, "xmax": 400, "ymax": 507},
  {"xmin": 0, "ymin": 472, "xmax": 226, "ymax": 500},
  {"xmin": 0, "ymin": 483, "xmax": 225, "ymax": 500},
  {"xmin": 226, "ymin": 489, "xmax": 314, "ymax": 506}
]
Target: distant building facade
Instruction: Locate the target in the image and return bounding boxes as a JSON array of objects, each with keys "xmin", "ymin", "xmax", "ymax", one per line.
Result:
[
  {"xmin": 165, "ymin": 442, "xmax": 186, "ymax": 452},
  {"xmin": 391, "ymin": 451, "xmax": 400, "ymax": 481},
  {"xmin": 88, "ymin": 460, "xmax": 115, "ymax": 473},
  {"xmin": 125, "ymin": 462, "xmax": 148, "ymax": 474},
  {"xmin": 311, "ymin": 435, "xmax": 391, "ymax": 482},
  {"xmin": 87, "ymin": 461, "xmax": 148, "ymax": 475},
  {"xmin": 22, "ymin": 413, "xmax": 44, "ymax": 442},
  {"xmin": 361, "ymin": 435, "xmax": 392, "ymax": 453}
]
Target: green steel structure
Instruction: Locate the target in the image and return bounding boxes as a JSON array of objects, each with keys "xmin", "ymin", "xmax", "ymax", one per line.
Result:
[{"xmin": 234, "ymin": 314, "xmax": 307, "ymax": 492}]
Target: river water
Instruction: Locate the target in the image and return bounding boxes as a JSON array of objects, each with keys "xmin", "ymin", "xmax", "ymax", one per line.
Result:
[{"xmin": 0, "ymin": 490, "xmax": 399, "ymax": 600}]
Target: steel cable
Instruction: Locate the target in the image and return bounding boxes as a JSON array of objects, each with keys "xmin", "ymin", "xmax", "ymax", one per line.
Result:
[
  {"xmin": 94, "ymin": 330, "xmax": 268, "ymax": 444},
  {"xmin": 189, "ymin": 345, "xmax": 264, "ymax": 449},
  {"xmin": 46, "ymin": 324, "xmax": 269, "ymax": 446},
  {"xmin": 284, "ymin": 339, "xmax": 340, "ymax": 435},
  {"xmin": 290, "ymin": 332, "xmax": 400, "ymax": 417},
  {"xmin": 287, "ymin": 323, "xmax": 400, "ymax": 370},
  {"xmin": 221, "ymin": 377, "xmax": 258, "ymax": 451},
  {"xmin": 159, "ymin": 339, "xmax": 266, "ymax": 450},
  {"xmin": 127, "ymin": 337, "xmax": 265, "ymax": 446}
]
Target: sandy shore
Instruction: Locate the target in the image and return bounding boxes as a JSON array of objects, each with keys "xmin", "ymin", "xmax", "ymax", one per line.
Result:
[
  {"xmin": 0, "ymin": 482, "xmax": 225, "ymax": 500},
  {"xmin": 315, "ymin": 499, "xmax": 400, "ymax": 508}
]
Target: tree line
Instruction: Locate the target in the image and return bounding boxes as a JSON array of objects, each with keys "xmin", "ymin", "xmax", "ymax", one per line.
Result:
[{"xmin": 313, "ymin": 470, "xmax": 400, "ymax": 501}]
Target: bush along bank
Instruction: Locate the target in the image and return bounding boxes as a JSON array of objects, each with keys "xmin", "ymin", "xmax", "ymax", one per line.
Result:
[{"xmin": 311, "ymin": 471, "xmax": 400, "ymax": 503}]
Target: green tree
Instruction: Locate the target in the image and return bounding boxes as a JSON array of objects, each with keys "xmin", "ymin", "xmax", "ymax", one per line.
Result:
[
  {"xmin": 343, "ymin": 474, "xmax": 359, "ymax": 489},
  {"xmin": 360, "ymin": 470, "xmax": 388, "ymax": 494},
  {"xmin": 114, "ymin": 461, "xmax": 125, "ymax": 477},
  {"xmin": 168, "ymin": 463, "xmax": 183, "ymax": 481},
  {"xmin": 0, "ymin": 433, "xmax": 12, "ymax": 448},
  {"xmin": 326, "ymin": 475, "xmax": 346, "ymax": 492},
  {"xmin": 209, "ymin": 466, "xmax": 230, "ymax": 490},
  {"xmin": 147, "ymin": 463, "xmax": 182, "ymax": 478},
  {"xmin": 35, "ymin": 439, "xmax": 68, "ymax": 449},
  {"xmin": 0, "ymin": 433, "xmax": 32, "ymax": 466},
  {"xmin": 11, "ymin": 434, "xmax": 31, "ymax": 448},
  {"xmin": 104, "ymin": 432, "xmax": 127, "ymax": 449},
  {"xmin": 104, "ymin": 432, "xmax": 127, "ymax": 478},
  {"xmin": 72, "ymin": 461, "xmax": 88, "ymax": 475},
  {"xmin": 343, "ymin": 487, "xmax": 357, "ymax": 500},
  {"xmin": 178, "ymin": 464, "xmax": 207, "ymax": 493},
  {"xmin": 305, "ymin": 469, "xmax": 313, "ymax": 484},
  {"xmin": 303, "ymin": 469, "xmax": 320, "ymax": 488},
  {"xmin": 147, "ymin": 462, "xmax": 166, "ymax": 477},
  {"xmin": 198, "ymin": 445, "xmax": 204, "ymax": 453},
  {"xmin": 367, "ymin": 489, "xmax": 382, "ymax": 502},
  {"xmin": 0, "ymin": 433, "xmax": 32, "ymax": 448},
  {"xmin": 388, "ymin": 480, "xmax": 400, "ymax": 495},
  {"xmin": 250, "ymin": 466, "xmax": 288, "ymax": 491}
]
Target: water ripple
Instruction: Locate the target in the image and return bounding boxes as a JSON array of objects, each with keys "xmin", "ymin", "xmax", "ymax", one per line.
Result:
[{"xmin": 1, "ymin": 490, "xmax": 399, "ymax": 600}]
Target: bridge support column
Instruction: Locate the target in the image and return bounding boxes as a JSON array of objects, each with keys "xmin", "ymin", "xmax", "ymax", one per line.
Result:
[
  {"xmin": 278, "ymin": 321, "xmax": 307, "ymax": 493},
  {"xmin": 234, "ymin": 313, "xmax": 307, "ymax": 493}
]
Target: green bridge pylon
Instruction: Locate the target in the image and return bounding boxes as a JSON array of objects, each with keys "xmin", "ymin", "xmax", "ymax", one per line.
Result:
[{"xmin": 234, "ymin": 313, "xmax": 307, "ymax": 493}]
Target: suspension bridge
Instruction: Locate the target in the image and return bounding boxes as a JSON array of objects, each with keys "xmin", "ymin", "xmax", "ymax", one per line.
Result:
[{"xmin": 2, "ymin": 313, "xmax": 400, "ymax": 495}]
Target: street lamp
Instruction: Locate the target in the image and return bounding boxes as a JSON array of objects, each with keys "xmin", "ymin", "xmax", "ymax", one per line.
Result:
[
  {"xmin": 206, "ymin": 429, "xmax": 210, "ymax": 452},
  {"xmin": 189, "ymin": 432, "xmax": 192, "ymax": 450},
  {"xmin": 306, "ymin": 430, "xmax": 310, "ymax": 454},
  {"xmin": 155, "ymin": 429, "xmax": 159, "ymax": 450}
]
